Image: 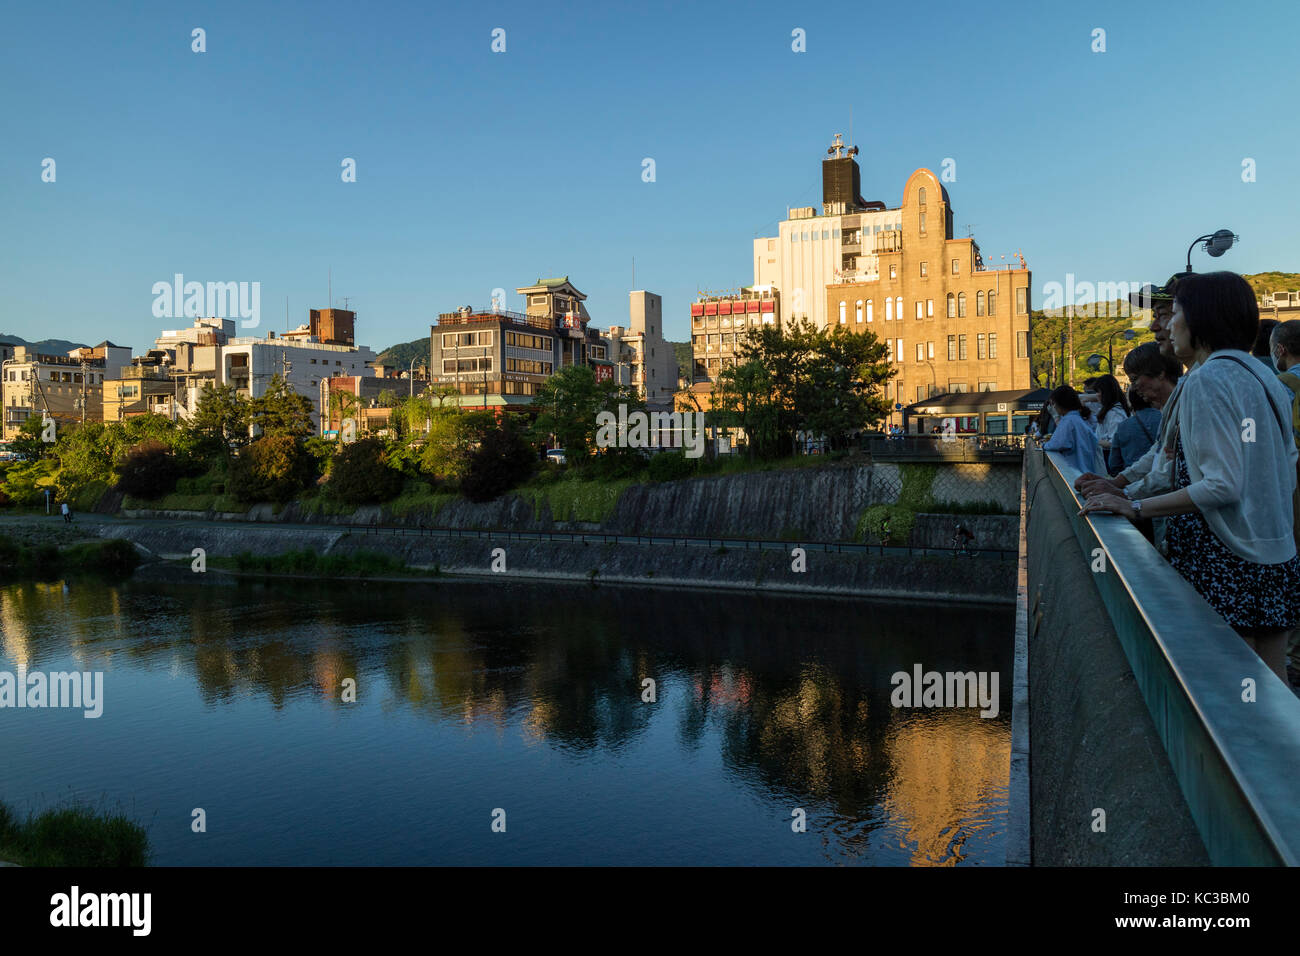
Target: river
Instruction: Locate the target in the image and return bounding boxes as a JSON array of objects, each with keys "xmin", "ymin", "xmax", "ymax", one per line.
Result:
[{"xmin": 0, "ymin": 568, "xmax": 1012, "ymax": 865}]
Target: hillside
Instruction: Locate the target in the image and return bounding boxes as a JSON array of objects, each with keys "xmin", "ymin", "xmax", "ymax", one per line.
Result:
[
  {"xmin": 1028, "ymin": 271, "xmax": 1294, "ymax": 385},
  {"xmin": 1, "ymin": 333, "xmax": 90, "ymax": 355},
  {"xmin": 376, "ymin": 337, "xmax": 429, "ymax": 370}
]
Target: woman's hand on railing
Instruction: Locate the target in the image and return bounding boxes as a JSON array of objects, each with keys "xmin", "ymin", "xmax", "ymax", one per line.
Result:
[{"xmin": 1079, "ymin": 493, "xmax": 1137, "ymax": 519}]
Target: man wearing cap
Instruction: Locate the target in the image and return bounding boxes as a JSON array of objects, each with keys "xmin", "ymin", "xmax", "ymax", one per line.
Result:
[{"xmin": 1076, "ymin": 275, "xmax": 1187, "ymax": 499}]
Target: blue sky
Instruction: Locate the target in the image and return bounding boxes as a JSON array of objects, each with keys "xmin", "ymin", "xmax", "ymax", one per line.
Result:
[{"xmin": 1, "ymin": 0, "xmax": 1296, "ymax": 353}]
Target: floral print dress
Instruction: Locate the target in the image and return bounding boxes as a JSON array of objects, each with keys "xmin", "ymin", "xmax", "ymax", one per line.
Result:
[{"xmin": 1164, "ymin": 436, "xmax": 1300, "ymax": 631}]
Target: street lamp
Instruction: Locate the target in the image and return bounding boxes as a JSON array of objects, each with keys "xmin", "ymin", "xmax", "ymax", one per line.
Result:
[
  {"xmin": 1186, "ymin": 229, "xmax": 1238, "ymax": 273},
  {"xmin": 1108, "ymin": 327, "xmax": 1137, "ymax": 371},
  {"xmin": 1087, "ymin": 352, "xmax": 1106, "ymax": 373}
]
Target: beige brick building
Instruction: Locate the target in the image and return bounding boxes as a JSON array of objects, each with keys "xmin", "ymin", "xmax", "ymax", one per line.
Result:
[{"xmin": 826, "ymin": 168, "xmax": 1032, "ymax": 431}]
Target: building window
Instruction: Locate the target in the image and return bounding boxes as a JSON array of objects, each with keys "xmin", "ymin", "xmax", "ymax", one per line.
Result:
[
  {"xmin": 915, "ymin": 301, "xmax": 923, "ymax": 319},
  {"xmin": 988, "ymin": 291, "xmax": 996, "ymax": 316},
  {"xmin": 947, "ymin": 294, "xmax": 955, "ymax": 318},
  {"xmin": 958, "ymin": 334, "xmax": 968, "ymax": 360},
  {"xmin": 989, "ymin": 333, "xmax": 998, "ymax": 359},
  {"xmin": 977, "ymin": 333, "xmax": 986, "ymax": 359},
  {"xmin": 886, "ymin": 298, "xmax": 893, "ymax": 321},
  {"xmin": 920, "ymin": 261, "xmax": 927, "ymax": 277},
  {"xmin": 1016, "ymin": 330, "xmax": 1028, "ymax": 358},
  {"xmin": 947, "ymin": 335, "xmax": 956, "ymax": 361},
  {"xmin": 889, "ymin": 264, "xmax": 897, "ymax": 280},
  {"xmin": 916, "ymin": 386, "xmax": 927, "ymax": 402},
  {"xmin": 949, "ymin": 383, "xmax": 970, "ymax": 393},
  {"xmin": 958, "ymin": 293, "xmax": 968, "ymax": 318},
  {"xmin": 952, "ymin": 258, "xmax": 960, "ymax": 275},
  {"xmin": 896, "ymin": 297, "xmax": 902, "ymax": 320},
  {"xmin": 918, "ymin": 187, "xmax": 927, "ymax": 206},
  {"xmin": 916, "ymin": 343, "xmax": 925, "ymax": 362},
  {"xmin": 1016, "ymin": 287, "xmax": 1028, "ymax": 314},
  {"xmin": 919, "ymin": 212, "xmax": 926, "ymax": 235},
  {"xmin": 839, "ymin": 300, "xmax": 847, "ymax": 324},
  {"xmin": 855, "ymin": 300, "xmax": 863, "ymax": 324},
  {"xmin": 976, "ymin": 291, "xmax": 985, "ymax": 316},
  {"xmin": 866, "ymin": 300, "xmax": 873, "ymax": 323},
  {"xmin": 927, "ymin": 341, "xmax": 935, "ymax": 360},
  {"xmin": 926, "ymin": 299, "xmax": 934, "ymax": 317},
  {"xmin": 895, "ymin": 339, "xmax": 904, "ymax": 363},
  {"xmin": 979, "ymin": 382, "xmax": 997, "ymax": 392}
]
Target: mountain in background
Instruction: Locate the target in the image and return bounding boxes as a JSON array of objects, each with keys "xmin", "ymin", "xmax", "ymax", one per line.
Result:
[
  {"xmin": 375, "ymin": 338, "xmax": 430, "ymax": 371},
  {"xmin": 1, "ymin": 333, "xmax": 90, "ymax": 356}
]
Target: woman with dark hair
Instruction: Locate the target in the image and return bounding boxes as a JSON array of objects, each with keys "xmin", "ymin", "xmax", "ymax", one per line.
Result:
[
  {"xmin": 1090, "ymin": 373, "xmax": 1130, "ymax": 453},
  {"xmin": 1042, "ymin": 386, "xmax": 1102, "ymax": 473},
  {"xmin": 1082, "ymin": 271, "xmax": 1299, "ymax": 681},
  {"xmin": 1106, "ymin": 385, "xmax": 1159, "ymax": 475}
]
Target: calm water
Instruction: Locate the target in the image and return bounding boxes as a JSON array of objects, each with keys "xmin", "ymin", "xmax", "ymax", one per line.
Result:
[{"xmin": 0, "ymin": 570, "xmax": 1013, "ymax": 865}]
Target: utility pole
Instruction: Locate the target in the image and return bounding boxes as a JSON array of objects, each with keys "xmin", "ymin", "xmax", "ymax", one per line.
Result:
[
  {"xmin": 80, "ymin": 360, "xmax": 88, "ymax": 425},
  {"xmin": 1067, "ymin": 307, "xmax": 1075, "ymax": 387}
]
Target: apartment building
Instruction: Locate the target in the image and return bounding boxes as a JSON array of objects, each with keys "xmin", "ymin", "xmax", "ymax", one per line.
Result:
[
  {"xmin": 825, "ymin": 167, "xmax": 1032, "ymax": 431},
  {"xmin": 688, "ymin": 286, "xmax": 781, "ymax": 386},
  {"xmin": 428, "ymin": 277, "xmax": 614, "ymax": 412},
  {"xmin": 2, "ymin": 342, "xmax": 131, "ymax": 440},
  {"xmin": 606, "ymin": 291, "xmax": 677, "ymax": 410}
]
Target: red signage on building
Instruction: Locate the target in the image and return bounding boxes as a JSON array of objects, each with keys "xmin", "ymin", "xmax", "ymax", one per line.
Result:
[{"xmin": 594, "ymin": 364, "xmax": 613, "ymax": 382}]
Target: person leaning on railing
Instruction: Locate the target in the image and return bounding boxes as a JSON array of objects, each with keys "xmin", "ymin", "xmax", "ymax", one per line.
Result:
[{"xmin": 1080, "ymin": 272, "xmax": 1299, "ymax": 682}]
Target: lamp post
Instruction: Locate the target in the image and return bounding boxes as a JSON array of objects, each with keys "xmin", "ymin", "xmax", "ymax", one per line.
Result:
[
  {"xmin": 1107, "ymin": 327, "xmax": 1138, "ymax": 372},
  {"xmin": 1186, "ymin": 229, "xmax": 1238, "ymax": 273}
]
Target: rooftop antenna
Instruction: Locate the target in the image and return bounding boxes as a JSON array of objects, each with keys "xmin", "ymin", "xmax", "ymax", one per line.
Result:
[
  {"xmin": 328, "ymin": 267, "xmax": 332, "ymax": 309},
  {"xmin": 632, "ymin": 256, "xmax": 636, "ymax": 290},
  {"xmin": 285, "ymin": 296, "xmax": 289, "ymax": 329},
  {"xmin": 965, "ymin": 224, "xmax": 976, "ymax": 237},
  {"xmin": 342, "ymin": 296, "xmax": 353, "ymax": 311}
]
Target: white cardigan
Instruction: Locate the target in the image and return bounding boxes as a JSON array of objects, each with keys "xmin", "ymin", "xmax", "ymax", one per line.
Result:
[{"xmin": 1128, "ymin": 350, "xmax": 1297, "ymax": 564}]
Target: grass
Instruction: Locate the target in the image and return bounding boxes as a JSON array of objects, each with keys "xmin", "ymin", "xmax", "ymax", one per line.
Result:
[
  {"xmin": 0, "ymin": 799, "xmax": 150, "ymax": 867},
  {"xmin": 0, "ymin": 534, "xmax": 140, "ymax": 582},
  {"xmin": 518, "ymin": 477, "xmax": 636, "ymax": 523},
  {"xmin": 211, "ymin": 548, "xmax": 410, "ymax": 577},
  {"xmin": 385, "ymin": 482, "xmax": 458, "ymax": 520},
  {"xmin": 123, "ymin": 491, "xmax": 249, "ymax": 513}
]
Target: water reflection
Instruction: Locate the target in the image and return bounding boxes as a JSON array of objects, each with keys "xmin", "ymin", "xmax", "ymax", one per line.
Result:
[{"xmin": 0, "ymin": 569, "xmax": 1012, "ymax": 865}]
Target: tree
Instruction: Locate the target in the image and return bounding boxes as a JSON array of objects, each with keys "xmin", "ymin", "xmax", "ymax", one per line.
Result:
[
  {"xmin": 798, "ymin": 326, "xmax": 894, "ymax": 448},
  {"xmin": 326, "ymin": 438, "xmax": 403, "ymax": 505},
  {"xmin": 115, "ymin": 440, "xmax": 183, "ymax": 499},
  {"xmin": 10, "ymin": 416, "xmax": 51, "ymax": 461},
  {"xmin": 712, "ymin": 360, "xmax": 780, "ymax": 459},
  {"xmin": 530, "ymin": 365, "xmax": 644, "ymax": 464},
  {"xmin": 250, "ymin": 375, "xmax": 314, "ymax": 439},
  {"xmin": 228, "ymin": 434, "xmax": 315, "ymax": 503},
  {"xmin": 460, "ymin": 418, "xmax": 537, "ymax": 502},
  {"xmin": 188, "ymin": 384, "xmax": 251, "ymax": 457}
]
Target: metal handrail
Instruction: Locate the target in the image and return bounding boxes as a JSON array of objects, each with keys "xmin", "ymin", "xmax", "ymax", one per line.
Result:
[{"xmin": 1039, "ymin": 447, "xmax": 1300, "ymax": 865}]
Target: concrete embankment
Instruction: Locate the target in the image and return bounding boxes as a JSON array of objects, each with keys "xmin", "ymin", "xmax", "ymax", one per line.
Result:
[
  {"xmin": 1023, "ymin": 452, "xmax": 1207, "ymax": 864},
  {"xmin": 121, "ymin": 459, "xmax": 1022, "ymax": 549},
  {"xmin": 71, "ymin": 518, "xmax": 1014, "ymax": 604}
]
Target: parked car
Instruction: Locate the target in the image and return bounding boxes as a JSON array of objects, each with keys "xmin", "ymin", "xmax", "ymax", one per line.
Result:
[{"xmin": 546, "ymin": 448, "xmax": 567, "ymax": 465}]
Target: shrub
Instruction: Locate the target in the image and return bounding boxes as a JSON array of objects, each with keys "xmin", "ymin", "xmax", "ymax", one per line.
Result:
[
  {"xmin": 326, "ymin": 438, "xmax": 403, "ymax": 506},
  {"xmin": 228, "ymin": 435, "xmax": 315, "ymax": 504},
  {"xmin": 460, "ymin": 422, "xmax": 537, "ymax": 502},
  {"xmin": 0, "ymin": 800, "xmax": 150, "ymax": 867},
  {"xmin": 115, "ymin": 440, "xmax": 183, "ymax": 499},
  {"xmin": 647, "ymin": 451, "xmax": 695, "ymax": 482}
]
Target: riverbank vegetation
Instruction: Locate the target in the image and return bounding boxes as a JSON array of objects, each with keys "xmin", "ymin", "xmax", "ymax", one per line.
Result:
[
  {"xmin": 0, "ymin": 534, "xmax": 140, "ymax": 582},
  {"xmin": 0, "ymin": 322, "xmax": 984, "ymax": 525},
  {"xmin": 0, "ymin": 799, "xmax": 150, "ymax": 867}
]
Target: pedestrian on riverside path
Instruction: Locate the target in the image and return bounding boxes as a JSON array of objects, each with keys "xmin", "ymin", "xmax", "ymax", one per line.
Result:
[
  {"xmin": 880, "ymin": 515, "xmax": 892, "ymax": 547},
  {"xmin": 1081, "ymin": 272, "xmax": 1299, "ymax": 682},
  {"xmin": 61, "ymin": 501, "xmax": 72, "ymax": 524}
]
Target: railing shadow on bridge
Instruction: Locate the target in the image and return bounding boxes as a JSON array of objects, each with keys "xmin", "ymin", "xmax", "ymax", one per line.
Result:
[
  {"xmin": 860, "ymin": 434, "xmax": 1026, "ymax": 462},
  {"xmin": 1036, "ymin": 446, "xmax": 1300, "ymax": 865}
]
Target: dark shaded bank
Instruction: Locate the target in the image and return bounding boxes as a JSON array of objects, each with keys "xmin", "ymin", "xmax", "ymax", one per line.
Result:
[
  {"xmin": 0, "ymin": 534, "xmax": 140, "ymax": 583},
  {"xmin": 1023, "ymin": 451, "xmax": 1208, "ymax": 864},
  {"xmin": 99, "ymin": 520, "xmax": 1014, "ymax": 604}
]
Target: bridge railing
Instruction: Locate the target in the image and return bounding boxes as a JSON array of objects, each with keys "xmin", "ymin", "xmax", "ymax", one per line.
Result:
[
  {"xmin": 1038, "ymin": 446, "xmax": 1300, "ymax": 865},
  {"xmin": 861, "ymin": 434, "xmax": 1026, "ymax": 461}
]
